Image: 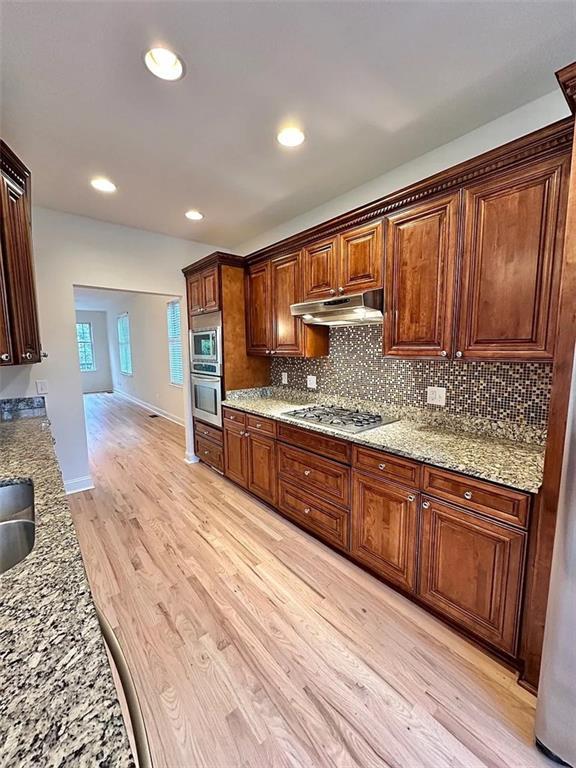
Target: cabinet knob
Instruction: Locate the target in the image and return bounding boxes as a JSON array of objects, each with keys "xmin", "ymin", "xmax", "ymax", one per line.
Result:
[
  {"xmin": 256, "ymin": 423, "xmax": 262, "ymax": 428},
  {"xmin": 40, "ymin": 351, "xmax": 48, "ymax": 359},
  {"xmin": 378, "ymin": 463, "xmax": 386, "ymax": 470},
  {"xmin": 0, "ymin": 353, "xmax": 10, "ymax": 362},
  {"xmin": 303, "ymin": 507, "xmax": 311, "ymax": 515},
  {"xmin": 239, "ymin": 430, "xmax": 244, "ymax": 436},
  {"xmin": 338, "ymin": 287, "xmax": 344, "ymax": 294},
  {"xmin": 440, "ymin": 350, "xmax": 447, "ymax": 357},
  {"xmin": 22, "ymin": 352, "xmax": 33, "ymax": 361},
  {"xmin": 270, "ymin": 350, "xmax": 276, "ymax": 355},
  {"xmin": 265, "ymin": 350, "xmax": 271, "ymax": 355},
  {"xmin": 463, "ymin": 491, "xmax": 473, "ymax": 500},
  {"xmin": 204, "ymin": 450, "xmax": 209, "ymax": 455},
  {"xmin": 304, "ymin": 469, "xmax": 311, "ymax": 476},
  {"xmin": 244, "ymin": 432, "xmax": 250, "ymax": 438},
  {"xmin": 422, "ymin": 500, "xmax": 430, "ymax": 509},
  {"xmin": 329, "ymin": 289, "xmax": 336, "ymax": 295},
  {"xmin": 455, "ymin": 351, "xmax": 463, "ymax": 358},
  {"xmin": 408, "ymin": 494, "xmax": 415, "ymax": 502}
]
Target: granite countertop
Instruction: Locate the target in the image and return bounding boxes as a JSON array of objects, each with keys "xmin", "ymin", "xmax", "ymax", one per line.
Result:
[
  {"xmin": 222, "ymin": 392, "xmax": 545, "ymax": 493},
  {"xmin": 0, "ymin": 417, "xmax": 134, "ymax": 767}
]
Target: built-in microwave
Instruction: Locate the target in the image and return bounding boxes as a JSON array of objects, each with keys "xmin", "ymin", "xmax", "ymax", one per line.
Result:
[
  {"xmin": 191, "ymin": 373, "xmax": 222, "ymax": 427},
  {"xmin": 190, "ymin": 311, "xmax": 222, "ymax": 375}
]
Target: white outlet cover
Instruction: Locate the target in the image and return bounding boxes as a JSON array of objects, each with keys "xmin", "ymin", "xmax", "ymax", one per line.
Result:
[
  {"xmin": 281, "ymin": 372, "xmax": 288, "ymax": 385},
  {"xmin": 427, "ymin": 386, "xmax": 446, "ymax": 406},
  {"xmin": 36, "ymin": 379, "xmax": 49, "ymax": 395},
  {"xmin": 306, "ymin": 375, "xmax": 317, "ymax": 389}
]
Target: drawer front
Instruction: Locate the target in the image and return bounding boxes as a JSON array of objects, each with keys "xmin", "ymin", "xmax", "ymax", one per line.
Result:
[
  {"xmin": 277, "ymin": 443, "xmax": 351, "ymax": 508},
  {"xmin": 195, "ymin": 435, "xmax": 223, "ymax": 472},
  {"xmin": 278, "ymin": 479, "xmax": 350, "ymax": 551},
  {"xmin": 352, "ymin": 446, "xmax": 420, "ymax": 489},
  {"xmin": 422, "ymin": 466, "xmax": 530, "ymax": 528},
  {"xmin": 246, "ymin": 414, "xmax": 277, "ymax": 437},
  {"xmin": 194, "ymin": 420, "xmax": 223, "ymax": 446},
  {"xmin": 277, "ymin": 423, "xmax": 351, "ymax": 464},
  {"xmin": 223, "ymin": 407, "xmax": 246, "ymax": 427}
]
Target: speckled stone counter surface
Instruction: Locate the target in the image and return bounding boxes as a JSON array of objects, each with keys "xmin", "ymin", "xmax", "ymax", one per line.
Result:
[
  {"xmin": 223, "ymin": 388, "xmax": 545, "ymax": 493},
  {"xmin": 0, "ymin": 416, "xmax": 134, "ymax": 768}
]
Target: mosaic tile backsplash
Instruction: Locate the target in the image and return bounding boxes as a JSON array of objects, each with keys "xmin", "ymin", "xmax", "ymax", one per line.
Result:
[
  {"xmin": 270, "ymin": 325, "xmax": 552, "ymax": 433},
  {"xmin": 0, "ymin": 397, "xmax": 46, "ymax": 422}
]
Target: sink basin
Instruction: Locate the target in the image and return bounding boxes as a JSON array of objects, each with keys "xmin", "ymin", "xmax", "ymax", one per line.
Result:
[{"xmin": 0, "ymin": 482, "xmax": 35, "ymax": 575}]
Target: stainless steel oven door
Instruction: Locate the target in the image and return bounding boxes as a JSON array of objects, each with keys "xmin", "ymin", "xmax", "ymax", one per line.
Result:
[{"xmin": 191, "ymin": 374, "xmax": 222, "ymax": 427}]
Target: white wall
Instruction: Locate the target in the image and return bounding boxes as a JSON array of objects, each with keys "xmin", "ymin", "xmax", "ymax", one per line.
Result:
[
  {"xmin": 75, "ymin": 310, "xmax": 113, "ymax": 394},
  {"xmin": 0, "ymin": 208, "xmax": 219, "ymax": 491},
  {"xmin": 105, "ymin": 292, "xmax": 185, "ymax": 425},
  {"xmin": 237, "ymin": 91, "xmax": 570, "ymax": 254}
]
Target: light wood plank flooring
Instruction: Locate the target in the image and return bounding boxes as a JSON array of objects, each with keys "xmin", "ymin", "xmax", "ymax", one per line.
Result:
[{"xmin": 70, "ymin": 393, "xmax": 548, "ymax": 768}]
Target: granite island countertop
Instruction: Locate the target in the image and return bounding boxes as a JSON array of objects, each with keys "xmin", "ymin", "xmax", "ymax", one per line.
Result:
[
  {"xmin": 0, "ymin": 416, "xmax": 134, "ymax": 767},
  {"xmin": 222, "ymin": 392, "xmax": 546, "ymax": 493}
]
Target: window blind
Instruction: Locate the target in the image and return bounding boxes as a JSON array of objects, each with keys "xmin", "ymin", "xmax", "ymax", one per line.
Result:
[
  {"xmin": 117, "ymin": 313, "xmax": 133, "ymax": 375},
  {"xmin": 76, "ymin": 322, "xmax": 96, "ymax": 372},
  {"xmin": 167, "ymin": 300, "xmax": 184, "ymax": 386}
]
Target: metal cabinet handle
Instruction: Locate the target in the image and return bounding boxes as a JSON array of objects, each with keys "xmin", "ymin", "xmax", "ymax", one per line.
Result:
[
  {"xmin": 422, "ymin": 500, "xmax": 430, "ymax": 509},
  {"xmin": 256, "ymin": 423, "xmax": 262, "ymax": 428},
  {"xmin": 440, "ymin": 350, "xmax": 447, "ymax": 357},
  {"xmin": 455, "ymin": 351, "xmax": 463, "ymax": 358},
  {"xmin": 22, "ymin": 352, "xmax": 33, "ymax": 361},
  {"xmin": 229, "ymin": 414, "xmax": 235, "ymax": 420},
  {"xmin": 304, "ymin": 469, "xmax": 311, "ymax": 476},
  {"xmin": 303, "ymin": 507, "xmax": 311, "ymax": 515},
  {"xmin": 408, "ymin": 494, "xmax": 415, "ymax": 502},
  {"xmin": 265, "ymin": 350, "xmax": 271, "ymax": 355},
  {"xmin": 270, "ymin": 350, "xmax": 276, "ymax": 355},
  {"xmin": 40, "ymin": 351, "xmax": 48, "ymax": 359},
  {"xmin": 239, "ymin": 430, "xmax": 245, "ymax": 436},
  {"xmin": 338, "ymin": 287, "xmax": 344, "ymax": 294},
  {"xmin": 204, "ymin": 450, "xmax": 209, "ymax": 455},
  {"xmin": 464, "ymin": 491, "xmax": 473, "ymax": 500},
  {"xmin": 378, "ymin": 463, "xmax": 386, "ymax": 470},
  {"xmin": 0, "ymin": 353, "xmax": 10, "ymax": 362},
  {"xmin": 329, "ymin": 288, "xmax": 336, "ymax": 295}
]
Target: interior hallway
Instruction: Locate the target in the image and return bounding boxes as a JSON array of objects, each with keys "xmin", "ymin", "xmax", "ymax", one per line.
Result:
[{"xmin": 69, "ymin": 393, "xmax": 548, "ymax": 768}]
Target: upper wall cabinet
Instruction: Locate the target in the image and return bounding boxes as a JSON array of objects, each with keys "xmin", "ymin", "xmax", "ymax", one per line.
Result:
[
  {"xmin": 302, "ymin": 221, "xmax": 383, "ymax": 300},
  {"xmin": 384, "ymin": 193, "xmax": 459, "ymax": 359},
  {"xmin": 186, "ymin": 265, "xmax": 219, "ymax": 318},
  {"xmin": 246, "ymin": 254, "xmax": 328, "ymax": 358},
  {"xmin": 0, "ymin": 141, "xmax": 42, "ymax": 366},
  {"xmin": 456, "ymin": 155, "xmax": 569, "ymax": 361}
]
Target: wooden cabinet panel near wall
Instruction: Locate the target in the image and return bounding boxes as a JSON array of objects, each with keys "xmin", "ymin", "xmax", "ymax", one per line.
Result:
[
  {"xmin": 302, "ymin": 237, "xmax": 338, "ymax": 300},
  {"xmin": 0, "ymin": 250, "xmax": 12, "ymax": 365},
  {"xmin": 271, "ymin": 252, "xmax": 302, "ymax": 355},
  {"xmin": 418, "ymin": 497, "xmax": 526, "ymax": 654},
  {"xmin": 384, "ymin": 193, "xmax": 459, "ymax": 358},
  {"xmin": 246, "ymin": 261, "xmax": 272, "ymax": 355},
  {"xmin": 223, "ymin": 419, "xmax": 248, "ymax": 488},
  {"xmin": 187, "ymin": 265, "xmax": 220, "ymax": 319},
  {"xmin": 457, "ymin": 156, "xmax": 568, "ymax": 360},
  {"xmin": 247, "ymin": 431, "xmax": 276, "ymax": 505},
  {"xmin": 351, "ymin": 472, "xmax": 419, "ymax": 592}
]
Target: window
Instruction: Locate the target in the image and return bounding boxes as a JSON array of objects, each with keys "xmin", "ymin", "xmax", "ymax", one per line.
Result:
[
  {"xmin": 166, "ymin": 299, "xmax": 184, "ymax": 386},
  {"xmin": 117, "ymin": 313, "xmax": 133, "ymax": 375},
  {"xmin": 76, "ymin": 322, "xmax": 96, "ymax": 372}
]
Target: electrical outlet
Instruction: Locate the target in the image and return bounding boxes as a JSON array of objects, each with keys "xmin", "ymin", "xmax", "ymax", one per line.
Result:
[
  {"xmin": 281, "ymin": 372, "xmax": 288, "ymax": 385},
  {"xmin": 306, "ymin": 375, "xmax": 317, "ymax": 390},
  {"xmin": 35, "ymin": 379, "xmax": 49, "ymax": 395},
  {"xmin": 426, "ymin": 386, "xmax": 446, "ymax": 406}
]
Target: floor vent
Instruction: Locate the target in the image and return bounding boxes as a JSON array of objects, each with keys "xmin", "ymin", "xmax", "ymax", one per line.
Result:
[{"xmin": 148, "ymin": 414, "xmax": 159, "ymax": 418}]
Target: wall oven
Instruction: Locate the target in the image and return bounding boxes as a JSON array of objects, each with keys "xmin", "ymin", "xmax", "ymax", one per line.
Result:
[
  {"xmin": 190, "ymin": 311, "xmax": 222, "ymax": 375},
  {"xmin": 191, "ymin": 373, "xmax": 222, "ymax": 427}
]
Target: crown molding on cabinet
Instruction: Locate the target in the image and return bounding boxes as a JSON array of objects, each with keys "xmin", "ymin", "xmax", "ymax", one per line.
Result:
[{"xmin": 556, "ymin": 61, "xmax": 576, "ymax": 114}]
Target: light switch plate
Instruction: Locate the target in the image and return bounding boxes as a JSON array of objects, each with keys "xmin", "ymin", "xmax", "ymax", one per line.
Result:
[
  {"xmin": 281, "ymin": 372, "xmax": 288, "ymax": 385},
  {"xmin": 306, "ymin": 375, "xmax": 317, "ymax": 390},
  {"xmin": 36, "ymin": 379, "xmax": 49, "ymax": 395},
  {"xmin": 426, "ymin": 386, "xmax": 446, "ymax": 406}
]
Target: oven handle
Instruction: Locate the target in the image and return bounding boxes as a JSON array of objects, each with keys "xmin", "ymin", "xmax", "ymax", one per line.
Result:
[{"xmin": 191, "ymin": 373, "xmax": 221, "ymax": 382}]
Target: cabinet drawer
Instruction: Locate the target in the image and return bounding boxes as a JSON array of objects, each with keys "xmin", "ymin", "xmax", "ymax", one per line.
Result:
[
  {"xmin": 223, "ymin": 407, "xmax": 246, "ymax": 427},
  {"xmin": 195, "ymin": 435, "xmax": 223, "ymax": 472},
  {"xmin": 422, "ymin": 466, "xmax": 530, "ymax": 528},
  {"xmin": 352, "ymin": 446, "xmax": 420, "ymax": 489},
  {"xmin": 194, "ymin": 420, "xmax": 223, "ymax": 446},
  {"xmin": 277, "ymin": 423, "xmax": 351, "ymax": 464},
  {"xmin": 278, "ymin": 479, "xmax": 349, "ymax": 551},
  {"xmin": 277, "ymin": 443, "xmax": 351, "ymax": 508},
  {"xmin": 418, "ymin": 497, "xmax": 526, "ymax": 655},
  {"xmin": 246, "ymin": 414, "xmax": 276, "ymax": 437}
]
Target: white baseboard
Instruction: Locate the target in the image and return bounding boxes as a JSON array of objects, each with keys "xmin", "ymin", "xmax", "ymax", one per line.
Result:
[
  {"xmin": 65, "ymin": 475, "xmax": 95, "ymax": 495},
  {"xmin": 113, "ymin": 389, "xmax": 185, "ymax": 427},
  {"xmin": 185, "ymin": 452, "xmax": 199, "ymax": 464}
]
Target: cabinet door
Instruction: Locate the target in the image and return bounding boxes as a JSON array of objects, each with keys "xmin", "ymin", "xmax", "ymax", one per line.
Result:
[
  {"xmin": 384, "ymin": 194, "xmax": 459, "ymax": 358},
  {"xmin": 418, "ymin": 497, "xmax": 526, "ymax": 655},
  {"xmin": 457, "ymin": 156, "xmax": 569, "ymax": 360},
  {"xmin": 247, "ymin": 432, "xmax": 276, "ymax": 505},
  {"xmin": 271, "ymin": 252, "xmax": 302, "ymax": 355},
  {"xmin": 0, "ymin": 174, "xmax": 41, "ymax": 363},
  {"xmin": 187, "ymin": 273, "xmax": 203, "ymax": 317},
  {"xmin": 0, "ymin": 244, "xmax": 13, "ymax": 365},
  {"xmin": 223, "ymin": 422, "xmax": 248, "ymax": 487},
  {"xmin": 246, "ymin": 261, "xmax": 272, "ymax": 355},
  {"xmin": 302, "ymin": 237, "xmax": 338, "ymax": 300},
  {"xmin": 338, "ymin": 221, "xmax": 383, "ymax": 295},
  {"xmin": 351, "ymin": 472, "xmax": 418, "ymax": 592},
  {"xmin": 201, "ymin": 267, "xmax": 219, "ymax": 312}
]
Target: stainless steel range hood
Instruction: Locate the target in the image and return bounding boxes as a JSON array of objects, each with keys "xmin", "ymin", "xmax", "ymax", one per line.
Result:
[{"xmin": 290, "ymin": 289, "xmax": 383, "ymax": 326}]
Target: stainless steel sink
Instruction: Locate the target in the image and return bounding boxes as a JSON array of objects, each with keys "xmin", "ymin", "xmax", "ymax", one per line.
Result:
[{"xmin": 0, "ymin": 482, "xmax": 35, "ymax": 575}]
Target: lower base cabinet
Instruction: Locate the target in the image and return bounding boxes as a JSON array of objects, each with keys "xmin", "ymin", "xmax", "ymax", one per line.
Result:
[
  {"xmin": 278, "ymin": 479, "xmax": 350, "ymax": 551},
  {"xmin": 223, "ymin": 420, "xmax": 248, "ymax": 487},
  {"xmin": 351, "ymin": 472, "xmax": 419, "ymax": 592},
  {"xmin": 195, "ymin": 435, "xmax": 224, "ymax": 472},
  {"xmin": 247, "ymin": 431, "xmax": 276, "ymax": 505},
  {"xmin": 418, "ymin": 497, "xmax": 526, "ymax": 655}
]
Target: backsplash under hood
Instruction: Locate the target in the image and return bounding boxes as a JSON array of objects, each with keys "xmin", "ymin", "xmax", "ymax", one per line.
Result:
[{"xmin": 290, "ymin": 289, "xmax": 383, "ymax": 326}]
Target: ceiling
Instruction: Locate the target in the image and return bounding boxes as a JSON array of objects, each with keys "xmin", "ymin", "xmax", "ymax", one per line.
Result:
[{"xmin": 2, "ymin": 2, "xmax": 575, "ymax": 249}]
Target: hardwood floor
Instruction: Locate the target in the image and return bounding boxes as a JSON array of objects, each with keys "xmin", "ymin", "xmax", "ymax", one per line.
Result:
[{"xmin": 70, "ymin": 393, "xmax": 548, "ymax": 768}]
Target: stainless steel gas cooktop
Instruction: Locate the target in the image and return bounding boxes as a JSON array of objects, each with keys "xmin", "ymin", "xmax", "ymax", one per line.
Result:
[{"xmin": 282, "ymin": 405, "xmax": 397, "ymax": 434}]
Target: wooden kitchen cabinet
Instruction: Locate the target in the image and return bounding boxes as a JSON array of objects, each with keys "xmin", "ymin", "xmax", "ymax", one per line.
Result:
[
  {"xmin": 245, "ymin": 261, "xmax": 272, "ymax": 355},
  {"xmin": 351, "ymin": 471, "xmax": 419, "ymax": 592},
  {"xmin": 278, "ymin": 478, "xmax": 350, "ymax": 551},
  {"xmin": 187, "ymin": 265, "xmax": 220, "ymax": 318},
  {"xmin": 0, "ymin": 141, "xmax": 42, "ymax": 365},
  {"xmin": 456, "ymin": 155, "xmax": 569, "ymax": 360},
  {"xmin": 247, "ymin": 430, "xmax": 276, "ymax": 505},
  {"xmin": 271, "ymin": 252, "xmax": 302, "ymax": 355},
  {"xmin": 302, "ymin": 236, "xmax": 338, "ymax": 300},
  {"xmin": 418, "ymin": 496, "xmax": 526, "ymax": 655},
  {"xmin": 384, "ymin": 193, "xmax": 459, "ymax": 358},
  {"xmin": 223, "ymin": 419, "xmax": 248, "ymax": 487}
]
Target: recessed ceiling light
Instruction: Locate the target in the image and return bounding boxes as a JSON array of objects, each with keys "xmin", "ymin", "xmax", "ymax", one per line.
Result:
[
  {"xmin": 185, "ymin": 209, "xmax": 204, "ymax": 221},
  {"xmin": 144, "ymin": 47, "xmax": 185, "ymax": 81},
  {"xmin": 90, "ymin": 177, "xmax": 116, "ymax": 193},
  {"xmin": 277, "ymin": 126, "xmax": 305, "ymax": 147}
]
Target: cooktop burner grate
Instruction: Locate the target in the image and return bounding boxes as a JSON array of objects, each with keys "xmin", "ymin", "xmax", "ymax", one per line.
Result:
[{"xmin": 282, "ymin": 405, "xmax": 397, "ymax": 434}]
